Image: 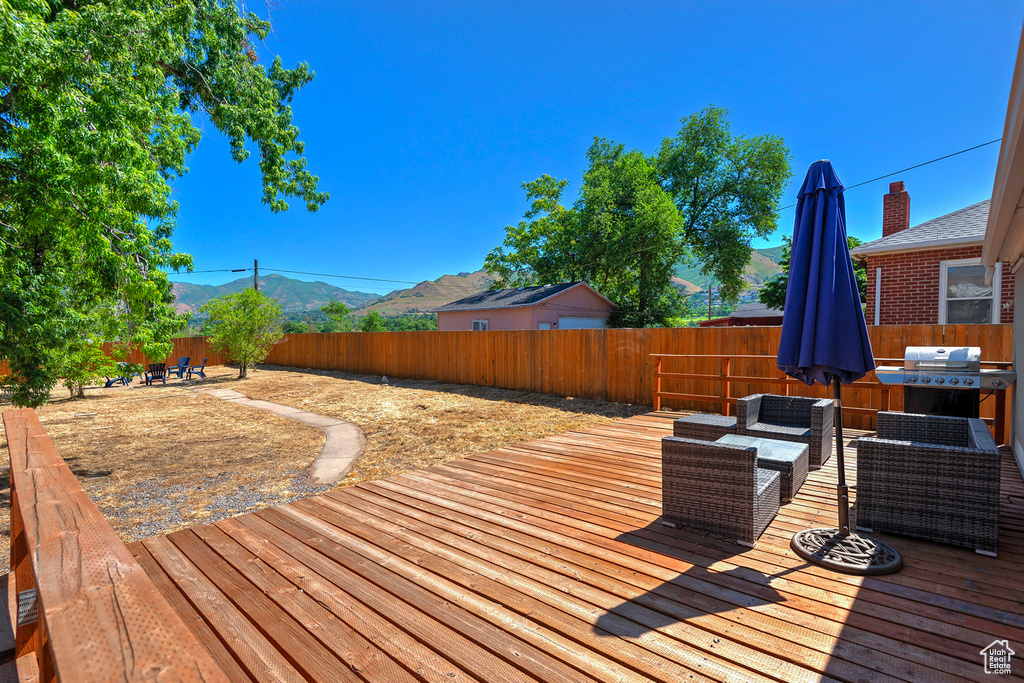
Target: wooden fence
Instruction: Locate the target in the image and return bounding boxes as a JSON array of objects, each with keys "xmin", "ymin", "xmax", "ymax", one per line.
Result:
[{"xmin": 99, "ymin": 324, "xmax": 1013, "ymax": 430}]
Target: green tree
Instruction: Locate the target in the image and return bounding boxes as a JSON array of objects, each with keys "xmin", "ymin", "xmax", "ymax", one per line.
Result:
[
  {"xmin": 758, "ymin": 236, "xmax": 867, "ymax": 311},
  {"xmin": 486, "ymin": 140, "xmax": 686, "ymax": 327},
  {"xmin": 320, "ymin": 299, "xmax": 356, "ymax": 331},
  {"xmin": 0, "ymin": 1, "xmax": 327, "ymax": 405},
  {"xmin": 485, "ymin": 107, "xmax": 790, "ymax": 327},
  {"xmin": 359, "ymin": 311, "xmax": 387, "ymax": 332},
  {"xmin": 657, "ymin": 106, "xmax": 792, "ymax": 302},
  {"xmin": 201, "ymin": 289, "xmax": 283, "ymax": 379},
  {"xmin": 56, "ymin": 336, "xmax": 118, "ymax": 399}
]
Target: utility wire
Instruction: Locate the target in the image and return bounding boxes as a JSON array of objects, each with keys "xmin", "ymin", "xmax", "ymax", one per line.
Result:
[
  {"xmin": 779, "ymin": 138, "xmax": 1002, "ymax": 210},
  {"xmin": 260, "ymin": 267, "xmax": 421, "ymax": 286},
  {"xmin": 165, "ymin": 138, "xmax": 1002, "ymax": 291}
]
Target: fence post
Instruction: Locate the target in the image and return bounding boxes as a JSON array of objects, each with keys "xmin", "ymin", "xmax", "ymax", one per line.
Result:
[
  {"xmin": 653, "ymin": 356, "xmax": 662, "ymax": 411},
  {"xmin": 722, "ymin": 357, "xmax": 732, "ymax": 416}
]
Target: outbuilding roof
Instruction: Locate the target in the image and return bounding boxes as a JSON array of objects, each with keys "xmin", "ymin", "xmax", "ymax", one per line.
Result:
[
  {"xmin": 726, "ymin": 302, "xmax": 784, "ymax": 318},
  {"xmin": 850, "ymin": 199, "xmax": 991, "ymax": 257},
  {"xmin": 433, "ymin": 282, "xmax": 614, "ymax": 313}
]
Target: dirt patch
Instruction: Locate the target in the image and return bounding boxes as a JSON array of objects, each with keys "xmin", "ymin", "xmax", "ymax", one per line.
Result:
[
  {"xmin": 0, "ymin": 379, "xmax": 326, "ymax": 560},
  {"xmin": 0, "ymin": 364, "xmax": 645, "ymax": 558},
  {"xmin": 201, "ymin": 364, "xmax": 647, "ymax": 488}
]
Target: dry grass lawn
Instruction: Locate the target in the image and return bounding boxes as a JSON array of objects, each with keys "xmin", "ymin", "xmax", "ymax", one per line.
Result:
[{"xmin": 0, "ymin": 363, "xmax": 646, "ymax": 558}]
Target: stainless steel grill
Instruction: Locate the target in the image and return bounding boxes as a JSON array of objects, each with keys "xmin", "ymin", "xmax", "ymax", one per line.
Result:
[
  {"xmin": 874, "ymin": 346, "xmax": 1015, "ymax": 419},
  {"xmin": 874, "ymin": 346, "xmax": 1014, "ymax": 389}
]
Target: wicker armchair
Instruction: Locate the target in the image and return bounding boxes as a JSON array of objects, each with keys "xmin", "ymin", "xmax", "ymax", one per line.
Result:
[
  {"xmin": 856, "ymin": 412, "xmax": 1001, "ymax": 555},
  {"xmin": 661, "ymin": 436, "xmax": 781, "ymax": 546},
  {"xmin": 736, "ymin": 394, "xmax": 834, "ymax": 469}
]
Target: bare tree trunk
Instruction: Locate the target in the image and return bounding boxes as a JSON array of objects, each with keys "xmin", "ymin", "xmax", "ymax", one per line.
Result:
[{"xmin": 238, "ymin": 362, "xmax": 248, "ymax": 379}]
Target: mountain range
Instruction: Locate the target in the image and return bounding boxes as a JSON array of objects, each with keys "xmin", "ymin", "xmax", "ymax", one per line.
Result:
[
  {"xmin": 673, "ymin": 245, "xmax": 785, "ymax": 294},
  {"xmin": 170, "ymin": 247, "xmax": 784, "ymax": 316},
  {"xmin": 170, "ymin": 274, "xmax": 379, "ymax": 314}
]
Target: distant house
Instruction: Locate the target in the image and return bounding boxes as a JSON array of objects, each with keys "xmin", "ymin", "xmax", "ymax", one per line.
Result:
[
  {"xmin": 699, "ymin": 302, "xmax": 784, "ymax": 327},
  {"xmin": 434, "ymin": 282, "xmax": 616, "ymax": 331},
  {"xmin": 850, "ymin": 182, "xmax": 1014, "ymax": 325}
]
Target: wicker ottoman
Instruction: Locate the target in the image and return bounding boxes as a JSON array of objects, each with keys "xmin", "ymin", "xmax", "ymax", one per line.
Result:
[
  {"xmin": 673, "ymin": 414, "xmax": 738, "ymax": 441},
  {"xmin": 716, "ymin": 434, "xmax": 809, "ymax": 503}
]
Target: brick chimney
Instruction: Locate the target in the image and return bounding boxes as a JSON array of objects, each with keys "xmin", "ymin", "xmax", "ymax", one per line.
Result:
[{"xmin": 882, "ymin": 181, "xmax": 910, "ymax": 237}]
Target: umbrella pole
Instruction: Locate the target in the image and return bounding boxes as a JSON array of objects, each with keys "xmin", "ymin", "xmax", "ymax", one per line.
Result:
[
  {"xmin": 833, "ymin": 376, "xmax": 851, "ymax": 536},
  {"xmin": 789, "ymin": 376, "xmax": 902, "ymax": 574}
]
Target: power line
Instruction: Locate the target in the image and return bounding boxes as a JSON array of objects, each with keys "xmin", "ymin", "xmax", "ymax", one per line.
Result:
[
  {"xmin": 164, "ymin": 137, "xmax": 1002, "ymax": 293},
  {"xmin": 780, "ymin": 138, "xmax": 1001, "ymax": 210},
  {"xmin": 568, "ymin": 137, "xmax": 1004, "ymax": 271},
  {"xmin": 260, "ymin": 267, "xmax": 421, "ymax": 286}
]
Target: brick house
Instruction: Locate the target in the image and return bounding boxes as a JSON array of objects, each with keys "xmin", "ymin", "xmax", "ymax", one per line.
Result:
[{"xmin": 851, "ymin": 182, "xmax": 1014, "ymax": 325}]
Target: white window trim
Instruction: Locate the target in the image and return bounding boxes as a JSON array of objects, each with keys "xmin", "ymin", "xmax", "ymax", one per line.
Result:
[
  {"xmin": 472, "ymin": 319, "xmax": 489, "ymax": 331},
  {"xmin": 938, "ymin": 258, "xmax": 1001, "ymax": 324}
]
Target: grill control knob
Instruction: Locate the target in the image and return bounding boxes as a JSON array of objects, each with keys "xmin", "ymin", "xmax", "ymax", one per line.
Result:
[
  {"xmin": 949, "ymin": 377, "xmax": 959, "ymax": 385},
  {"xmin": 922, "ymin": 376, "xmax": 932, "ymax": 384},
  {"xmin": 992, "ymin": 378, "xmax": 1004, "ymax": 388},
  {"xmin": 935, "ymin": 377, "xmax": 945, "ymax": 384},
  {"xmin": 964, "ymin": 378, "xmax": 974, "ymax": 386},
  {"xmin": 907, "ymin": 375, "xmax": 918, "ymax": 383}
]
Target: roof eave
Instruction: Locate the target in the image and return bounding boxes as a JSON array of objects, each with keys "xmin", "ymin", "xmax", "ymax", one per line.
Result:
[
  {"xmin": 984, "ymin": 24, "xmax": 1024, "ymax": 268},
  {"xmin": 850, "ymin": 234, "xmax": 984, "ymax": 257}
]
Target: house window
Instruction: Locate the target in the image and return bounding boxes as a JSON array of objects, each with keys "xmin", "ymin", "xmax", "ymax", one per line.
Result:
[
  {"xmin": 472, "ymin": 319, "xmax": 489, "ymax": 331},
  {"xmin": 938, "ymin": 259, "xmax": 1000, "ymax": 324}
]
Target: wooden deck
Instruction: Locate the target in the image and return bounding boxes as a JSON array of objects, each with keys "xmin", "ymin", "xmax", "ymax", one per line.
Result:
[{"xmin": 128, "ymin": 413, "xmax": 1024, "ymax": 683}]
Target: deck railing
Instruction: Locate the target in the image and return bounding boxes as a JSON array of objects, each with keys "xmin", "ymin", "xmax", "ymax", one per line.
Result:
[
  {"xmin": 3, "ymin": 409, "xmax": 227, "ymax": 682},
  {"xmin": 651, "ymin": 354, "xmax": 1012, "ymax": 445}
]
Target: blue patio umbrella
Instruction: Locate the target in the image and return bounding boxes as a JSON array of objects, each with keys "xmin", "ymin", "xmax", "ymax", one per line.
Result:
[{"xmin": 779, "ymin": 160, "xmax": 902, "ymax": 574}]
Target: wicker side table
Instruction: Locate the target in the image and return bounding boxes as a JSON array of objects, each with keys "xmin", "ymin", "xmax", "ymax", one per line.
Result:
[
  {"xmin": 716, "ymin": 434, "xmax": 809, "ymax": 503},
  {"xmin": 673, "ymin": 414, "xmax": 738, "ymax": 441}
]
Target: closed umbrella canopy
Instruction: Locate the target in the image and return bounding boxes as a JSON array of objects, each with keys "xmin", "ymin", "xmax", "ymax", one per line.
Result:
[
  {"xmin": 780, "ymin": 160, "xmax": 901, "ymax": 575},
  {"xmin": 777, "ymin": 160, "xmax": 874, "ymax": 386}
]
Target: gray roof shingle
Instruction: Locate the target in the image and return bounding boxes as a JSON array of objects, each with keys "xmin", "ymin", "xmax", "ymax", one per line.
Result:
[
  {"xmin": 433, "ymin": 282, "xmax": 593, "ymax": 312},
  {"xmin": 727, "ymin": 303, "xmax": 783, "ymax": 318},
  {"xmin": 850, "ymin": 199, "xmax": 990, "ymax": 255}
]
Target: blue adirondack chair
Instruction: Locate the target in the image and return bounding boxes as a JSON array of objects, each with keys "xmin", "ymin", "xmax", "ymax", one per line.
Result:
[
  {"xmin": 186, "ymin": 357, "xmax": 209, "ymax": 380},
  {"xmin": 167, "ymin": 357, "xmax": 191, "ymax": 379},
  {"xmin": 104, "ymin": 362, "xmax": 134, "ymax": 387},
  {"xmin": 145, "ymin": 363, "xmax": 167, "ymax": 385}
]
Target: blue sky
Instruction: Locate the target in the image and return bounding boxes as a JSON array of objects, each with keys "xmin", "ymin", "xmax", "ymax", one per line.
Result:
[{"xmin": 168, "ymin": 1, "xmax": 1024, "ymax": 294}]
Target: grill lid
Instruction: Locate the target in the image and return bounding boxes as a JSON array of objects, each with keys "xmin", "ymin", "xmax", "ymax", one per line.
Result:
[{"xmin": 903, "ymin": 346, "xmax": 981, "ymax": 373}]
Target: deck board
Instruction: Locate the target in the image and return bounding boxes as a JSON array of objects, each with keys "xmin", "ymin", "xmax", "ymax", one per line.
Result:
[{"xmin": 128, "ymin": 412, "xmax": 1024, "ymax": 682}]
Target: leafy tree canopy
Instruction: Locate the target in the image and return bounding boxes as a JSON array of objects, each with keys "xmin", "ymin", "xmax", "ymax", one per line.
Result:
[
  {"xmin": 201, "ymin": 288, "xmax": 282, "ymax": 378},
  {"xmin": 486, "ymin": 141, "xmax": 686, "ymax": 327},
  {"xmin": 0, "ymin": 0, "xmax": 327, "ymax": 404},
  {"xmin": 758, "ymin": 236, "xmax": 867, "ymax": 311},
  {"xmin": 359, "ymin": 311, "xmax": 386, "ymax": 332},
  {"xmin": 657, "ymin": 106, "xmax": 792, "ymax": 302},
  {"xmin": 485, "ymin": 106, "xmax": 791, "ymax": 327},
  {"xmin": 320, "ymin": 299, "xmax": 351, "ymax": 324}
]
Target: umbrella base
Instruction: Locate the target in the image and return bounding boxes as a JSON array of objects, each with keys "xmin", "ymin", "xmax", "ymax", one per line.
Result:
[{"xmin": 791, "ymin": 528, "xmax": 903, "ymax": 575}]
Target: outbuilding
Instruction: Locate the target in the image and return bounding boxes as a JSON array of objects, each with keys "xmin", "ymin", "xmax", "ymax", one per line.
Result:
[{"xmin": 434, "ymin": 282, "xmax": 616, "ymax": 331}]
